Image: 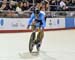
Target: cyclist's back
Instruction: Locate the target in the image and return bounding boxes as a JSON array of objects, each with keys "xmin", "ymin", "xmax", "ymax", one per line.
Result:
[{"xmin": 27, "ymin": 8, "xmax": 46, "ymax": 28}]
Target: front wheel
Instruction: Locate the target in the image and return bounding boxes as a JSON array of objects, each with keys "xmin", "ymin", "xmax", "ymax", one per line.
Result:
[{"xmin": 29, "ymin": 32, "xmax": 35, "ymax": 53}]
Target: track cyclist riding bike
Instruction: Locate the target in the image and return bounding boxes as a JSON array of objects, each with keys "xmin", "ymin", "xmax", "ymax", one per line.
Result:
[{"xmin": 27, "ymin": 8, "xmax": 46, "ymax": 53}]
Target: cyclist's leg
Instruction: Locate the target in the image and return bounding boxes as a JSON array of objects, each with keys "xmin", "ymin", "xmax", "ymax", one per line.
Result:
[
  {"xmin": 35, "ymin": 28, "xmax": 44, "ymax": 52},
  {"xmin": 37, "ymin": 28, "xmax": 44, "ymax": 43},
  {"xmin": 40, "ymin": 29, "xmax": 44, "ymax": 42},
  {"xmin": 36, "ymin": 20, "xmax": 44, "ymax": 43},
  {"xmin": 36, "ymin": 28, "xmax": 44, "ymax": 47}
]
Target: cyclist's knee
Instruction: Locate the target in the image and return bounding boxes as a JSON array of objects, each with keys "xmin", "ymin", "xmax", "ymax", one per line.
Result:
[
  {"xmin": 39, "ymin": 30, "xmax": 44, "ymax": 41},
  {"xmin": 40, "ymin": 30, "xmax": 44, "ymax": 36},
  {"xmin": 31, "ymin": 24, "xmax": 36, "ymax": 31}
]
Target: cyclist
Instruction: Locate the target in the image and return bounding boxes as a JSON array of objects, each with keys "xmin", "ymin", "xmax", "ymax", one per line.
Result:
[{"xmin": 27, "ymin": 8, "xmax": 46, "ymax": 51}]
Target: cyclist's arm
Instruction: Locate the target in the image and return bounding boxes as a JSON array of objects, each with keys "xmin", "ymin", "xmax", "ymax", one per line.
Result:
[
  {"xmin": 28, "ymin": 13, "xmax": 35, "ymax": 26},
  {"xmin": 41, "ymin": 14, "xmax": 46, "ymax": 28}
]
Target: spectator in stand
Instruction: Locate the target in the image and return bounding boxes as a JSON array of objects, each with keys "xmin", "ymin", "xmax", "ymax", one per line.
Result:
[
  {"xmin": 56, "ymin": 0, "xmax": 61, "ymax": 11},
  {"xmin": 16, "ymin": 1, "xmax": 24, "ymax": 14},
  {"xmin": 69, "ymin": 0, "xmax": 75, "ymax": 11},
  {"xmin": 0, "ymin": 0, "xmax": 8, "ymax": 10},
  {"xmin": 59, "ymin": 0, "xmax": 69, "ymax": 11},
  {"xmin": 26, "ymin": 1, "xmax": 30, "ymax": 10},
  {"xmin": 22, "ymin": 2, "xmax": 29, "ymax": 11},
  {"xmin": 41, "ymin": 0, "xmax": 49, "ymax": 20},
  {"xmin": 50, "ymin": 0, "xmax": 57, "ymax": 11},
  {"xmin": 56, "ymin": 0, "xmax": 61, "ymax": 5},
  {"xmin": 41, "ymin": 0, "xmax": 49, "ymax": 11},
  {"xmin": 6, "ymin": 1, "xmax": 17, "ymax": 17},
  {"xmin": 29, "ymin": 3, "xmax": 41, "ymax": 11},
  {"xmin": 8, "ymin": 0, "xmax": 16, "ymax": 11},
  {"xmin": 22, "ymin": 2, "xmax": 27, "ymax": 11}
]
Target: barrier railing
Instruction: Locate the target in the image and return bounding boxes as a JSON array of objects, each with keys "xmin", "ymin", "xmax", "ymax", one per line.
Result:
[{"xmin": 0, "ymin": 10, "xmax": 75, "ymax": 18}]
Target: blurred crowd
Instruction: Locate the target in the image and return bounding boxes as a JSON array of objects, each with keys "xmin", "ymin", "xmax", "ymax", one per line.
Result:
[
  {"xmin": 0, "ymin": 0, "xmax": 75, "ymax": 17},
  {"xmin": 49, "ymin": 0, "xmax": 75, "ymax": 11}
]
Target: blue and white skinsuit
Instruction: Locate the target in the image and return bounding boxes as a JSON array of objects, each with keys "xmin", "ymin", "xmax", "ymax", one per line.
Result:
[{"xmin": 28, "ymin": 11, "xmax": 46, "ymax": 28}]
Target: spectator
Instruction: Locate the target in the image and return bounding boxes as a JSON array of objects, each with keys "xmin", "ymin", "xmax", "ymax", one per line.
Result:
[
  {"xmin": 56, "ymin": 0, "xmax": 61, "ymax": 11},
  {"xmin": 41, "ymin": 0, "xmax": 49, "ymax": 10},
  {"xmin": 41, "ymin": 0, "xmax": 49, "ymax": 20},
  {"xmin": 69, "ymin": 0, "xmax": 75, "ymax": 11},
  {"xmin": 59, "ymin": 0, "xmax": 69, "ymax": 11},
  {"xmin": 29, "ymin": 3, "xmax": 41, "ymax": 11},
  {"xmin": 56, "ymin": 0, "xmax": 61, "ymax": 5},
  {"xmin": 22, "ymin": 2, "xmax": 29, "ymax": 11},
  {"xmin": 0, "ymin": 0, "xmax": 9, "ymax": 10},
  {"xmin": 16, "ymin": 1, "xmax": 23, "ymax": 14},
  {"xmin": 26, "ymin": 1, "xmax": 30, "ymax": 10},
  {"xmin": 8, "ymin": 1, "xmax": 16, "ymax": 11},
  {"xmin": 50, "ymin": 0, "xmax": 57, "ymax": 11}
]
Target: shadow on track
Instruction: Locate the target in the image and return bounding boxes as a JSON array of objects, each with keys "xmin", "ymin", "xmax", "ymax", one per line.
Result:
[{"xmin": 18, "ymin": 51, "xmax": 56, "ymax": 60}]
